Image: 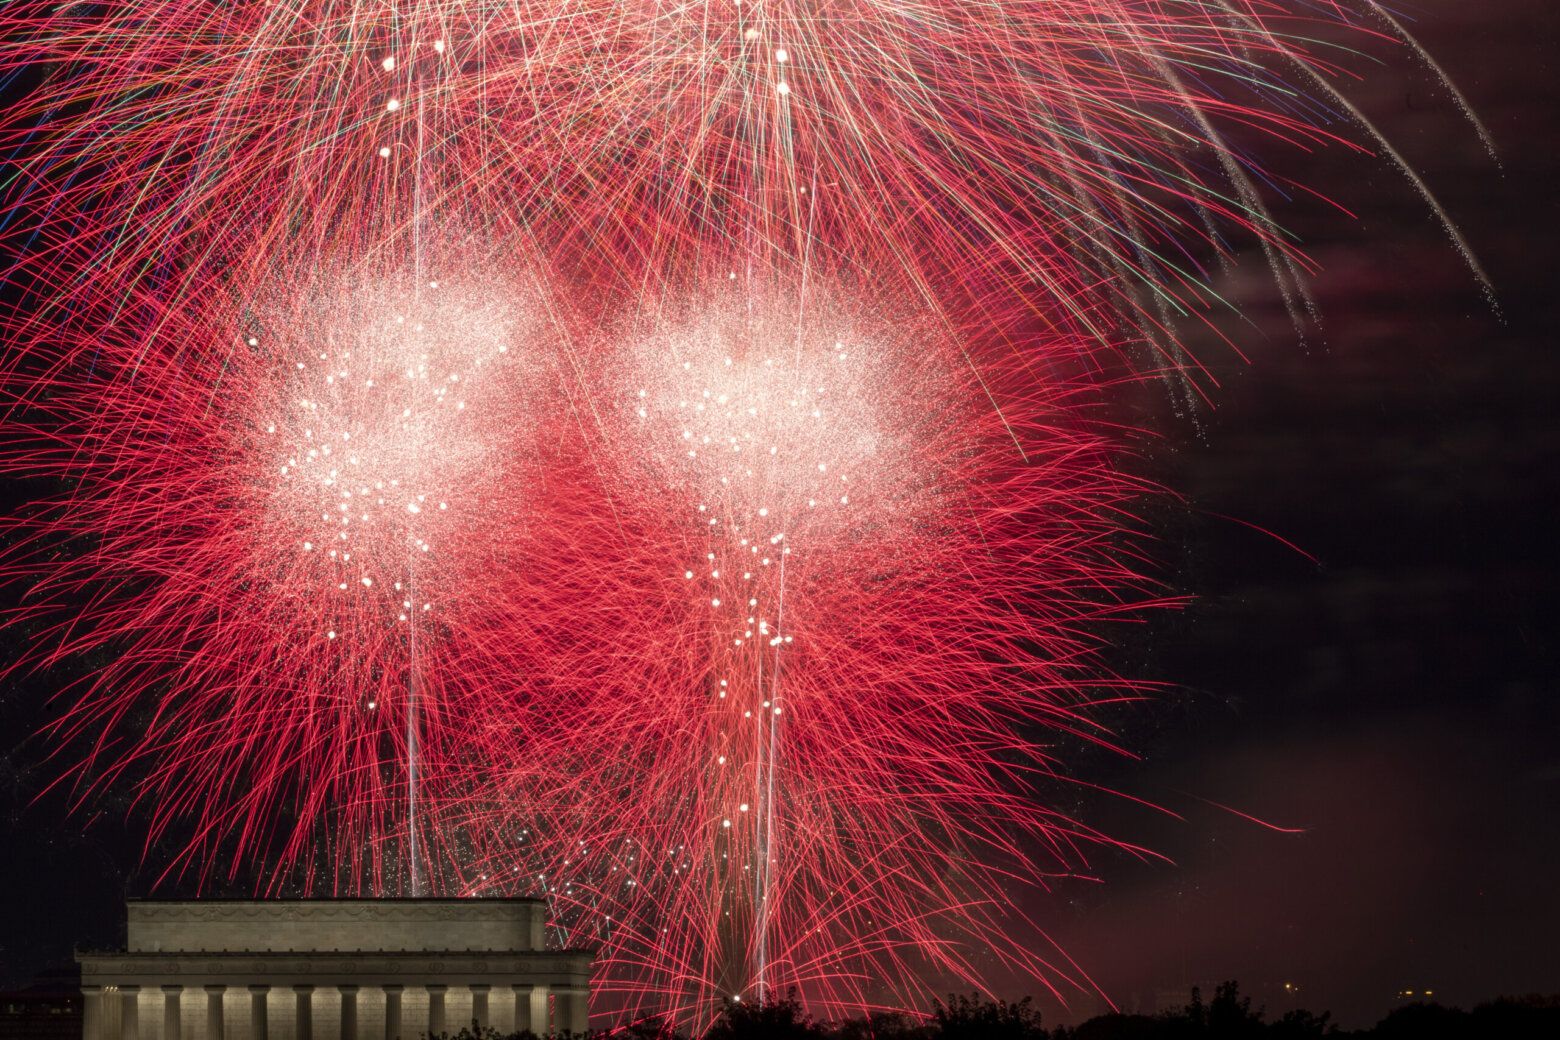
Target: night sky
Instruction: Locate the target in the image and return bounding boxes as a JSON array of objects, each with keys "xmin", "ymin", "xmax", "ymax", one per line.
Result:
[{"xmin": 2, "ymin": 1, "xmax": 1556, "ymax": 1029}]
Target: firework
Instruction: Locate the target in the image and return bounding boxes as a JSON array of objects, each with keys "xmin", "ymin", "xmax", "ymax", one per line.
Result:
[
  {"xmin": 0, "ymin": 0, "xmax": 1488, "ymax": 1028},
  {"xmin": 1, "ymin": 243, "xmax": 562, "ymax": 891},
  {"xmin": 451, "ymin": 277, "xmax": 1161, "ymax": 1023}
]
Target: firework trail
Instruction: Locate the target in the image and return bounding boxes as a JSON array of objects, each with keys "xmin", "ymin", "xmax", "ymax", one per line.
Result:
[
  {"xmin": 0, "ymin": 0, "xmax": 1487, "ymax": 1027},
  {"xmin": 0, "ymin": 1, "xmax": 1485, "ymax": 355}
]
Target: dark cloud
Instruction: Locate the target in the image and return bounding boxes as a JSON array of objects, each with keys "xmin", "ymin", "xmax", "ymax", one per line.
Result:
[{"xmin": 1028, "ymin": 1, "xmax": 1560, "ymax": 1027}]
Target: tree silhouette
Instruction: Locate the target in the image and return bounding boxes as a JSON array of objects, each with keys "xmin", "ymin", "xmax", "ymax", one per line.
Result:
[
  {"xmin": 706, "ymin": 992, "xmax": 827, "ymax": 1040},
  {"xmin": 929, "ymin": 993, "xmax": 1047, "ymax": 1040},
  {"xmin": 425, "ymin": 984, "xmax": 1560, "ymax": 1039}
]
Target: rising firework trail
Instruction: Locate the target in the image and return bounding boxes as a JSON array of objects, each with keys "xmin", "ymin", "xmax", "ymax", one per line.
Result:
[
  {"xmin": 623, "ymin": 293, "xmax": 932, "ymax": 1000},
  {"xmin": 0, "ymin": 0, "xmax": 1490, "ymax": 1028}
]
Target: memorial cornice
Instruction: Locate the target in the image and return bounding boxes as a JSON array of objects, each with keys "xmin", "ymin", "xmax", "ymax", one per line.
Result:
[
  {"xmin": 76, "ymin": 949, "xmax": 593, "ymax": 982},
  {"xmin": 126, "ymin": 902, "xmax": 542, "ymax": 923}
]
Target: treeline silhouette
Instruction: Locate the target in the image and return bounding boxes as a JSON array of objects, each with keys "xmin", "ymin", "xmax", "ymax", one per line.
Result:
[{"xmin": 434, "ymin": 982, "xmax": 1560, "ymax": 1039}]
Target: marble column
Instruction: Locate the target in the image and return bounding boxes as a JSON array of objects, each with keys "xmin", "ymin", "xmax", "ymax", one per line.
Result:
[
  {"xmin": 425, "ymin": 986, "xmax": 447, "ymax": 1038},
  {"xmin": 534, "ymin": 987, "xmax": 551, "ymax": 1038},
  {"xmin": 247, "ymin": 986, "xmax": 269, "ymax": 1040},
  {"xmin": 337, "ymin": 987, "xmax": 358, "ymax": 1040},
  {"xmin": 162, "ymin": 987, "xmax": 183, "ymax": 1040},
  {"xmin": 468, "ymin": 986, "xmax": 489, "ymax": 1030},
  {"xmin": 121, "ymin": 986, "xmax": 142, "ymax": 1040},
  {"xmin": 293, "ymin": 987, "xmax": 314, "ymax": 1040},
  {"xmin": 554, "ymin": 988, "xmax": 587, "ymax": 1037},
  {"xmin": 204, "ymin": 987, "xmax": 225, "ymax": 1040},
  {"xmin": 83, "ymin": 986, "xmax": 104, "ymax": 1040},
  {"xmin": 381, "ymin": 986, "xmax": 403, "ymax": 1040},
  {"xmin": 509, "ymin": 986, "xmax": 534, "ymax": 1036}
]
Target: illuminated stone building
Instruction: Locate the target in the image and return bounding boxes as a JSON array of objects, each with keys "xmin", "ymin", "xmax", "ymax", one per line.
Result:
[{"xmin": 77, "ymin": 901, "xmax": 592, "ymax": 1040}]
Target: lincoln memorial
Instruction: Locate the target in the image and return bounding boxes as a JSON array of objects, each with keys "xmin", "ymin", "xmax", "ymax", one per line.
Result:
[{"xmin": 76, "ymin": 900, "xmax": 593, "ymax": 1040}]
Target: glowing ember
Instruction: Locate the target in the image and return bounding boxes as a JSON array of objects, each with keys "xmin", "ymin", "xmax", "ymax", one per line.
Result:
[{"xmin": 259, "ymin": 276, "xmax": 533, "ymax": 632}]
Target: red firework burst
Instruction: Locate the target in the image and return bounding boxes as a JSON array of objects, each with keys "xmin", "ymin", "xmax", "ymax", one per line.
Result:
[
  {"xmin": 0, "ymin": 0, "xmax": 1489, "ymax": 1029},
  {"xmin": 449, "ymin": 276, "xmax": 1167, "ymax": 1024},
  {"xmin": 1, "ymin": 239, "xmax": 575, "ymax": 891}
]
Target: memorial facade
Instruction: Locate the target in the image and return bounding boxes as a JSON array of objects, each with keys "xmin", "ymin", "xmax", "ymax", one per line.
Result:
[{"xmin": 77, "ymin": 901, "xmax": 592, "ymax": 1040}]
